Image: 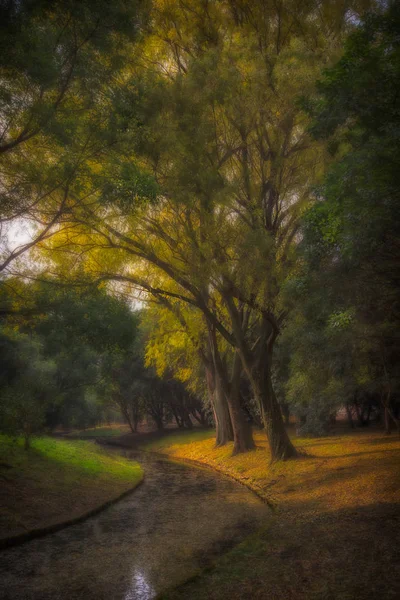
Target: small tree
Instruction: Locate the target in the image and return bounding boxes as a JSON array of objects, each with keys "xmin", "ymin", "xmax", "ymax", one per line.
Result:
[{"xmin": 0, "ymin": 330, "xmax": 56, "ymax": 448}]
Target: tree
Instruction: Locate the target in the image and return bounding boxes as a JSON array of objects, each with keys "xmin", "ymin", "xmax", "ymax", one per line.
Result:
[
  {"xmin": 0, "ymin": 281, "xmax": 142, "ymax": 432},
  {"xmin": 109, "ymin": 355, "xmax": 146, "ymax": 433},
  {"xmin": 279, "ymin": 2, "xmax": 400, "ymax": 435},
  {"xmin": 52, "ymin": 0, "xmax": 375, "ymax": 459},
  {"xmin": 142, "ymin": 296, "xmax": 236, "ymax": 445},
  {"xmin": 0, "ymin": 328, "xmax": 56, "ymax": 449}
]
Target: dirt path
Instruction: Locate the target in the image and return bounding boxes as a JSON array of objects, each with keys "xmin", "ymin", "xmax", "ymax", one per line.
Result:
[{"xmin": 0, "ymin": 450, "xmax": 269, "ymax": 600}]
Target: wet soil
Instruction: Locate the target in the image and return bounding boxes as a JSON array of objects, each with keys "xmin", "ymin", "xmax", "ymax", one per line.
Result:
[{"xmin": 0, "ymin": 450, "xmax": 268, "ymax": 600}]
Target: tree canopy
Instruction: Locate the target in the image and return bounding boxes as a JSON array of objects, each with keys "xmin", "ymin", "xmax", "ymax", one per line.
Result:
[{"xmin": 1, "ymin": 0, "xmax": 398, "ymax": 456}]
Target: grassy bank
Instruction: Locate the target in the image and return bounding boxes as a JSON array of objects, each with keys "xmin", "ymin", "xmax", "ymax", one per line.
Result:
[
  {"xmin": 0, "ymin": 435, "xmax": 143, "ymax": 541},
  {"xmin": 141, "ymin": 428, "xmax": 400, "ymax": 600}
]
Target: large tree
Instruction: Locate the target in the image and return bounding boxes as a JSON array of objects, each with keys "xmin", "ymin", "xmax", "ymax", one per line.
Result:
[{"xmin": 43, "ymin": 0, "xmax": 376, "ymax": 460}]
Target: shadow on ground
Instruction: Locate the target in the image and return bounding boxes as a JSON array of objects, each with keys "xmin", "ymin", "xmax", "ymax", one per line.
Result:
[{"xmin": 161, "ymin": 502, "xmax": 400, "ymax": 600}]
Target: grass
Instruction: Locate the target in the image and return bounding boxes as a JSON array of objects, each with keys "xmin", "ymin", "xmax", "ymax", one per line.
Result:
[
  {"xmin": 142, "ymin": 427, "xmax": 400, "ymax": 600},
  {"xmin": 0, "ymin": 434, "xmax": 143, "ymax": 540}
]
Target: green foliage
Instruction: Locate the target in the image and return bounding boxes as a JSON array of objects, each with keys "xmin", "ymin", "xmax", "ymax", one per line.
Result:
[
  {"xmin": 278, "ymin": 3, "xmax": 400, "ymax": 435},
  {"xmin": 0, "ymin": 329, "xmax": 56, "ymax": 446},
  {"xmin": 98, "ymin": 160, "xmax": 159, "ymax": 210},
  {"xmin": 3, "ymin": 0, "xmax": 398, "ymax": 449},
  {"xmin": 0, "ymin": 0, "xmax": 144, "ymax": 152},
  {"xmin": 310, "ymin": 4, "xmax": 400, "ymax": 141},
  {"xmin": 0, "ymin": 283, "xmax": 141, "ymax": 435},
  {"xmin": 0, "ymin": 0, "xmax": 151, "ymax": 278},
  {"xmin": 305, "ymin": 2, "xmax": 400, "ymax": 263}
]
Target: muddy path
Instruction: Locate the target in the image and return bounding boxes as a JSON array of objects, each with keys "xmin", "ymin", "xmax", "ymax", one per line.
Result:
[{"xmin": 0, "ymin": 450, "xmax": 269, "ymax": 600}]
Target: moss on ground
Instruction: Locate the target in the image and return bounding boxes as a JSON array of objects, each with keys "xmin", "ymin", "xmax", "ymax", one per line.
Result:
[
  {"xmin": 143, "ymin": 428, "xmax": 400, "ymax": 600},
  {"xmin": 0, "ymin": 435, "xmax": 143, "ymax": 540}
]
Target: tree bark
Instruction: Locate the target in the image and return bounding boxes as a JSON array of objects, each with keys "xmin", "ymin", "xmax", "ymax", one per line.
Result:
[
  {"xmin": 345, "ymin": 403, "xmax": 355, "ymax": 429},
  {"xmin": 208, "ymin": 326, "xmax": 254, "ymax": 453},
  {"xmin": 238, "ymin": 337, "xmax": 297, "ymax": 461},
  {"xmin": 250, "ymin": 365, "xmax": 297, "ymax": 461},
  {"xmin": 226, "ymin": 304, "xmax": 297, "ymax": 462},
  {"xmin": 381, "ymin": 390, "xmax": 400, "ymax": 435},
  {"xmin": 225, "ymin": 351, "xmax": 255, "ymax": 454},
  {"xmin": 132, "ymin": 412, "xmax": 139, "ymax": 432},
  {"xmin": 384, "ymin": 405, "xmax": 391, "ymax": 434},
  {"xmin": 154, "ymin": 416, "xmax": 164, "ymax": 431},
  {"xmin": 172, "ymin": 407, "xmax": 184, "ymax": 428},
  {"xmin": 184, "ymin": 412, "xmax": 194, "ymax": 429},
  {"xmin": 118, "ymin": 399, "xmax": 135, "ymax": 433},
  {"xmin": 281, "ymin": 402, "xmax": 290, "ymax": 426},
  {"xmin": 205, "ymin": 361, "xmax": 233, "ymax": 446},
  {"xmin": 191, "ymin": 408, "xmax": 210, "ymax": 427},
  {"xmin": 214, "ymin": 370, "xmax": 234, "ymax": 445}
]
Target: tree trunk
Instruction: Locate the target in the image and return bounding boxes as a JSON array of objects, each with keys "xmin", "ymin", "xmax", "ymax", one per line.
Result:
[
  {"xmin": 120, "ymin": 403, "xmax": 135, "ymax": 434},
  {"xmin": 184, "ymin": 411, "xmax": 193, "ymax": 429},
  {"xmin": 223, "ymin": 298, "xmax": 296, "ymax": 461},
  {"xmin": 213, "ymin": 370, "xmax": 234, "ymax": 445},
  {"xmin": 208, "ymin": 326, "xmax": 254, "ymax": 453},
  {"xmin": 254, "ymin": 371, "xmax": 297, "ymax": 460},
  {"xmin": 381, "ymin": 390, "xmax": 400, "ymax": 435},
  {"xmin": 363, "ymin": 403, "xmax": 372, "ymax": 426},
  {"xmin": 281, "ymin": 402, "xmax": 290, "ymax": 426},
  {"xmin": 345, "ymin": 403, "xmax": 355, "ymax": 429},
  {"xmin": 384, "ymin": 405, "xmax": 391, "ymax": 434},
  {"xmin": 228, "ymin": 384, "xmax": 255, "ymax": 454},
  {"xmin": 154, "ymin": 416, "xmax": 164, "ymax": 431},
  {"xmin": 225, "ymin": 351, "xmax": 255, "ymax": 454},
  {"xmin": 171, "ymin": 405, "xmax": 183, "ymax": 428},
  {"xmin": 240, "ymin": 345, "xmax": 297, "ymax": 461},
  {"xmin": 205, "ymin": 357, "xmax": 233, "ymax": 445},
  {"xmin": 191, "ymin": 408, "xmax": 210, "ymax": 427},
  {"xmin": 132, "ymin": 413, "xmax": 139, "ymax": 432}
]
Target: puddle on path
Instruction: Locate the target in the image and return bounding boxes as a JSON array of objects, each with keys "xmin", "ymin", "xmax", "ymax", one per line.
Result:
[{"xmin": 0, "ymin": 450, "xmax": 269, "ymax": 600}]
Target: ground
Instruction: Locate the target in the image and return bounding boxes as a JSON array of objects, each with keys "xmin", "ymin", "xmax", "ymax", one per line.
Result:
[
  {"xmin": 132, "ymin": 427, "xmax": 400, "ymax": 600},
  {"xmin": 0, "ymin": 435, "xmax": 143, "ymax": 541},
  {"xmin": 1, "ymin": 426, "xmax": 399, "ymax": 599}
]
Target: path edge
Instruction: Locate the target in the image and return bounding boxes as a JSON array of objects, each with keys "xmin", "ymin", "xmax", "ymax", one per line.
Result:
[
  {"xmin": 135, "ymin": 445, "xmax": 277, "ymax": 510},
  {"xmin": 0, "ymin": 475, "xmax": 144, "ymax": 552}
]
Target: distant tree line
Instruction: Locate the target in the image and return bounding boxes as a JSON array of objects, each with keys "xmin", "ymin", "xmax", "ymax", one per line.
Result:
[{"xmin": 0, "ymin": 282, "xmax": 212, "ymax": 448}]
